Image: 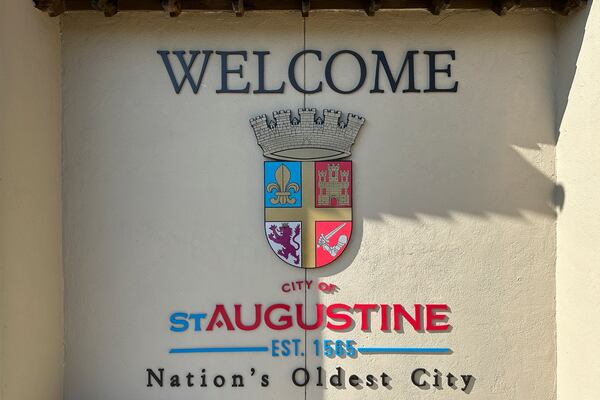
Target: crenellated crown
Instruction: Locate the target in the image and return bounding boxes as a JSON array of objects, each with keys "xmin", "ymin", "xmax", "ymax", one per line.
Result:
[{"xmin": 250, "ymin": 108, "xmax": 365, "ymax": 161}]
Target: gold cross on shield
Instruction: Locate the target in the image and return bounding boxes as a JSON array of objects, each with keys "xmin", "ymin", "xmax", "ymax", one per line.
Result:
[{"xmin": 265, "ymin": 161, "xmax": 352, "ymax": 268}]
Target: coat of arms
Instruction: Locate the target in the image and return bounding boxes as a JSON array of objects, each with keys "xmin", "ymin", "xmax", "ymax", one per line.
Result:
[{"xmin": 250, "ymin": 109, "xmax": 365, "ymax": 268}]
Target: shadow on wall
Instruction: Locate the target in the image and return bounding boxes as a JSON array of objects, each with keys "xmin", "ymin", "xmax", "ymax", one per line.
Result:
[
  {"xmin": 287, "ymin": 8, "xmax": 592, "ymax": 399},
  {"xmin": 309, "ymin": 103, "xmax": 566, "ymax": 276},
  {"xmin": 282, "ymin": 13, "xmax": 577, "ymax": 275}
]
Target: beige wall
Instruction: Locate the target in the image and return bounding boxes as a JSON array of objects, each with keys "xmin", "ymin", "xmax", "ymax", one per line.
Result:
[
  {"xmin": 0, "ymin": 1, "xmax": 63, "ymax": 400},
  {"xmin": 61, "ymin": 11, "xmax": 556, "ymax": 400},
  {"xmin": 556, "ymin": 2, "xmax": 600, "ymax": 400},
  {"xmin": 1, "ymin": 2, "xmax": 597, "ymax": 399}
]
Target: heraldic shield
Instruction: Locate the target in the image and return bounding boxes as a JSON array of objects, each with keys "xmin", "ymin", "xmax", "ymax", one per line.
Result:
[{"xmin": 250, "ymin": 109, "xmax": 365, "ymax": 269}]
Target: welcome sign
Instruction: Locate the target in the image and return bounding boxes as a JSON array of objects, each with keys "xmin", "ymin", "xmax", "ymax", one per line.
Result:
[
  {"xmin": 62, "ymin": 12, "xmax": 557, "ymax": 400},
  {"xmin": 156, "ymin": 49, "xmax": 458, "ymax": 94}
]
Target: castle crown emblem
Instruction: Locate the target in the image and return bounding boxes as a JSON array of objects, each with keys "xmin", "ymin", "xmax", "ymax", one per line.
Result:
[
  {"xmin": 250, "ymin": 108, "xmax": 365, "ymax": 161},
  {"xmin": 318, "ymin": 164, "xmax": 350, "ymax": 207}
]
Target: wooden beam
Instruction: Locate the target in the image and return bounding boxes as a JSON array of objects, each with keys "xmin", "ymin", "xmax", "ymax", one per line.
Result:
[
  {"xmin": 429, "ymin": 0, "xmax": 450, "ymax": 14},
  {"xmin": 491, "ymin": 0, "xmax": 521, "ymax": 15},
  {"xmin": 33, "ymin": 0, "xmax": 65, "ymax": 16},
  {"xmin": 91, "ymin": 0, "xmax": 118, "ymax": 16},
  {"xmin": 301, "ymin": 0, "xmax": 310, "ymax": 17},
  {"xmin": 43, "ymin": 0, "xmax": 578, "ymax": 16},
  {"xmin": 161, "ymin": 0, "xmax": 181, "ymax": 17},
  {"xmin": 551, "ymin": 0, "xmax": 584, "ymax": 15},
  {"xmin": 232, "ymin": 0, "xmax": 244, "ymax": 16},
  {"xmin": 365, "ymin": 0, "xmax": 381, "ymax": 16}
]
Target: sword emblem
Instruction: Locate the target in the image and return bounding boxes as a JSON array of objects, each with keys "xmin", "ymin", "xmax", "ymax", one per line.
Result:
[{"xmin": 317, "ymin": 223, "xmax": 349, "ymax": 257}]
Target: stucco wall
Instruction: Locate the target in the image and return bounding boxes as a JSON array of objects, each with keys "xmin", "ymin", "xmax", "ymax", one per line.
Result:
[
  {"xmin": 61, "ymin": 10, "xmax": 557, "ymax": 400},
  {"xmin": 2, "ymin": 3, "xmax": 597, "ymax": 399},
  {"xmin": 556, "ymin": 3, "xmax": 600, "ymax": 400},
  {"xmin": 0, "ymin": 1, "xmax": 63, "ymax": 400}
]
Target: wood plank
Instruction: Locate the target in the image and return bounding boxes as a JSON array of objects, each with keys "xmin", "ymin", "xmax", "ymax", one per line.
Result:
[{"xmin": 58, "ymin": 0, "xmax": 570, "ymax": 14}]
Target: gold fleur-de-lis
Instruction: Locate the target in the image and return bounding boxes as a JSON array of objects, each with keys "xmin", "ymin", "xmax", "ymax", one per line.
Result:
[{"xmin": 267, "ymin": 164, "xmax": 300, "ymax": 205}]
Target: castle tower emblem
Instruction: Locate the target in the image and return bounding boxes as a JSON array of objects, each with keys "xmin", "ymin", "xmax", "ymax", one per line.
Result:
[
  {"xmin": 250, "ymin": 108, "xmax": 364, "ymax": 269},
  {"xmin": 317, "ymin": 163, "xmax": 351, "ymax": 207}
]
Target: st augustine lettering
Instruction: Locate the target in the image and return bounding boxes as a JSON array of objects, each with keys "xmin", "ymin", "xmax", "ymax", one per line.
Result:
[
  {"xmin": 146, "ymin": 367, "xmax": 475, "ymax": 392},
  {"xmin": 157, "ymin": 49, "xmax": 458, "ymax": 94},
  {"xmin": 158, "ymin": 282, "xmax": 474, "ymax": 394},
  {"xmin": 169, "ymin": 303, "xmax": 451, "ymax": 333}
]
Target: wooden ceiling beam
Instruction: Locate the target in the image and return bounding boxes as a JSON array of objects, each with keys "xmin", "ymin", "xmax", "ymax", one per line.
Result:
[
  {"xmin": 33, "ymin": 0, "xmax": 65, "ymax": 16},
  {"xmin": 232, "ymin": 0, "xmax": 244, "ymax": 16},
  {"xmin": 551, "ymin": 0, "xmax": 585, "ymax": 15},
  {"xmin": 491, "ymin": 0, "xmax": 521, "ymax": 15},
  {"xmin": 302, "ymin": 0, "xmax": 310, "ymax": 17},
  {"xmin": 33, "ymin": 0, "xmax": 587, "ymax": 16},
  {"xmin": 161, "ymin": 0, "xmax": 181, "ymax": 17},
  {"xmin": 365, "ymin": 0, "xmax": 381, "ymax": 16},
  {"xmin": 429, "ymin": 0, "xmax": 450, "ymax": 15},
  {"xmin": 90, "ymin": 0, "xmax": 118, "ymax": 16}
]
